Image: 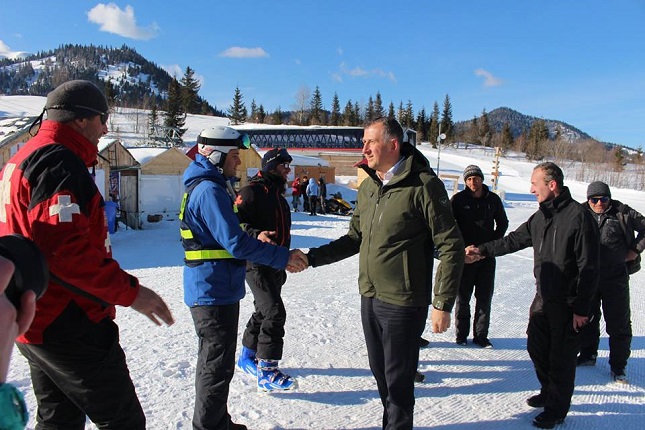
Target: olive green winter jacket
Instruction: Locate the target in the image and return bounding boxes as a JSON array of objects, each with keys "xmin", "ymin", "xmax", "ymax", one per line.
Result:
[{"xmin": 308, "ymin": 144, "xmax": 464, "ymax": 311}]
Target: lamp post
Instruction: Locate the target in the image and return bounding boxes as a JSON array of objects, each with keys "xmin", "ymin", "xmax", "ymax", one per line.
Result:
[{"xmin": 436, "ymin": 124, "xmax": 447, "ymax": 174}]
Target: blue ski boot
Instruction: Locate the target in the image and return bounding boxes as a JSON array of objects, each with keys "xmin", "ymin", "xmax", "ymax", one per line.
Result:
[
  {"xmin": 257, "ymin": 359, "xmax": 297, "ymax": 391},
  {"xmin": 237, "ymin": 346, "xmax": 257, "ymax": 377}
]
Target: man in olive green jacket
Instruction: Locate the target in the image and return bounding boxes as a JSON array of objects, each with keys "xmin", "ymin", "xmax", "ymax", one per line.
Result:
[{"xmin": 306, "ymin": 117, "xmax": 464, "ymax": 430}]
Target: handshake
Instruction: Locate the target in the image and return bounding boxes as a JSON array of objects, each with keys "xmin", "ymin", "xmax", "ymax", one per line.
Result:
[
  {"xmin": 464, "ymin": 245, "xmax": 485, "ymax": 264},
  {"xmin": 256, "ymin": 230, "xmax": 309, "ymax": 273}
]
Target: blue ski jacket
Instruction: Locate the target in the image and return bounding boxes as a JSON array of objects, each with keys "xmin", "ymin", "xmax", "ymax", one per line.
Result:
[{"xmin": 181, "ymin": 155, "xmax": 289, "ymax": 306}]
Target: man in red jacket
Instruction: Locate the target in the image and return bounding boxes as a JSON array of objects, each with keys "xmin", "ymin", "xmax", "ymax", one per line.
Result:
[{"xmin": 0, "ymin": 80, "xmax": 174, "ymax": 429}]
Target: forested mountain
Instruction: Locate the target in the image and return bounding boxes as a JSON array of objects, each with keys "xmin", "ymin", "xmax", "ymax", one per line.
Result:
[
  {"xmin": 453, "ymin": 107, "xmax": 593, "ymax": 142},
  {"xmin": 0, "ymin": 44, "xmax": 223, "ymax": 116}
]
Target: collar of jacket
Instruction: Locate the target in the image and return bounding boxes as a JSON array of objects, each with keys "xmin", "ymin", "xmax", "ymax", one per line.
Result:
[
  {"xmin": 360, "ymin": 143, "xmax": 433, "ymax": 186},
  {"xmin": 540, "ymin": 186, "xmax": 573, "ymax": 217},
  {"xmin": 252, "ymin": 170, "xmax": 285, "ymax": 187},
  {"xmin": 35, "ymin": 120, "xmax": 98, "ymax": 167},
  {"xmin": 186, "ymin": 154, "xmax": 228, "ymax": 188}
]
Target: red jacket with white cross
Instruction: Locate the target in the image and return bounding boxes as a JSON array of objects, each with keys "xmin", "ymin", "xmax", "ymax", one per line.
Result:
[{"xmin": 0, "ymin": 120, "xmax": 139, "ymax": 344}]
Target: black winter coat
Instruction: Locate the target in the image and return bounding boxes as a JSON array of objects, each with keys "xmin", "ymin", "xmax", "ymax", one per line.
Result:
[
  {"xmin": 451, "ymin": 184, "xmax": 509, "ymax": 246},
  {"xmin": 478, "ymin": 187, "xmax": 599, "ymax": 316},
  {"xmin": 236, "ymin": 172, "xmax": 291, "ymax": 253}
]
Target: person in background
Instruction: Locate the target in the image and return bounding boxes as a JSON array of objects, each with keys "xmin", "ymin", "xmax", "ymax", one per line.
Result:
[
  {"xmin": 300, "ymin": 175, "xmax": 309, "ymax": 213},
  {"xmin": 0, "ymin": 80, "xmax": 174, "ymax": 429},
  {"xmin": 236, "ymin": 148, "xmax": 297, "ymax": 391},
  {"xmin": 318, "ymin": 177, "xmax": 327, "ymax": 214},
  {"xmin": 466, "ymin": 162, "xmax": 598, "ymax": 429},
  {"xmin": 180, "ymin": 128, "xmax": 307, "ymax": 429},
  {"xmin": 0, "ymin": 256, "xmax": 36, "ymax": 430},
  {"xmin": 291, "ymin": 176, "xmax": 301, "ymax": 212},
  {"xmin": 576, "ymin": 181, "xmax": 645, "ymax": 383},
  {"xmin": 452, "ymin": 165, "xmax": 508, "ymax": 348},
  {"xmin": 305, "ymin": 117, "xmax": 464, "ymax": 429},
  {"xmin": 306, "ymin": 177, "xmax": 320, "ymax": 216}
]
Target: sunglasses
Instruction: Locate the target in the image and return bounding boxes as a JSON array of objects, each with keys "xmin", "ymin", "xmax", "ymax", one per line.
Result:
[
  {"xmin": 279, "ymin": 163, "xmax": 291, "ymax": 169},
  {"xmin": 589, "ymin": 196, "xmax": 609, "ymax": 204},
  {"xmin": 48, "ymin": 104, "xmax": 109, "ymax": 124}
]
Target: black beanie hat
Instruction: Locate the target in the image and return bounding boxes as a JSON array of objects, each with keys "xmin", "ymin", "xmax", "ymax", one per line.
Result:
[
  {"xmin": 262, "ymin": 148, "xmax": 292, "ymax": 172},
  {"xmin": 463, "ymin": 164, "xmax": 484, "ymax": 181},
  {"xmin": 586, "ymin": 181, "xmax": 611, "ymax": 199},
  {"xmin": 45, "ymin": 80, "xmax": 109, "ymax": 123}
]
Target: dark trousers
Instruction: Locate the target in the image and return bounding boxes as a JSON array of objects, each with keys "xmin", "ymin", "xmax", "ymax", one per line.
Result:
[
  {"xmin": 309, "ymin": 196, "xmax": 318, "ymax": 215},
  {"xmin": 361, "ymin": 296, "xmax": 427, "ymax": 430},
  {"xmin": 190, "ymin": 304, "xmax": 240, "ymax": 430},
  {"xmin": 303, "ymin": 193, "xmax": 309, "ymax": 211},
  {"xmin": 16, "ymin": 319, "xmax": 145, "ymax": 430},
  {"xmin": 242, "ymin": 267, "xmax": 287, "ymax": 359},
  {"xmin": 526, "ymin": 301, "xmax": 579, "ymax": 419},
  {"xmin": 578, "ymin": 267, "xmax": 632, "ymax": 371},
  {"xmin": 455, "ymin": 258, "xmax": 496, "ymax": 341}
]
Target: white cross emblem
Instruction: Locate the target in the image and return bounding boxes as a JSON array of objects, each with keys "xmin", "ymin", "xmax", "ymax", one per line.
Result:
[
  {"xmin": 49, "ymin": 195, "xmax": 80, "ymax": 222},
  {"xmin": 0, "ymin": 163, "xmax": 16, "ymax": 223}
]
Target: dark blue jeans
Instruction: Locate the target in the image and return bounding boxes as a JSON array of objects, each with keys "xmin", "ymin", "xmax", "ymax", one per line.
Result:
[
  {"xmin": 361, "ymin": 296, "xmax": 428, "ymax": 430},
  {"xmin": 190, "ymin": 303, "xmax": 240, "ymax": 430}
]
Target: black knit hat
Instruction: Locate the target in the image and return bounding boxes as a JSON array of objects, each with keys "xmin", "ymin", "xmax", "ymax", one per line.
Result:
[
  {"xmin": 586, "ymin": 181, "xmax": 611, "ymax": 199},
  {"xmin": 45, "ymin": 80, "xmax": 109, "ymax": 123},
  {"xmin": 463, "ymin": 164, "xmax": 484, "ymax": 181},
  {"xmin": 262, "ymin": 148, "xmax": 292, "ymax": 172}
]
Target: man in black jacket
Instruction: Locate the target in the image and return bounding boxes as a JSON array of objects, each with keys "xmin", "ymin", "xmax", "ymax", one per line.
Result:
[
  {"xmin": 452, "ymin": 165, "xmax": 508, "ymax": 348},
  {"xmin": 235, "ymin": 148, "xmax": 297, "ymax": 391},
  {"xmin": 577, "ymin": 181, "xmax": 645, "ymax": 384},
  {"xmin": 466, "ymin": 162, "xmax": 598, "ymax": 429}
]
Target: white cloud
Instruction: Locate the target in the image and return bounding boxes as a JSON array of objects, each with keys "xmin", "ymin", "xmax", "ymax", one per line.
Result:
[
  {"xmin": 218, "ymin": 47, "xmax": 269, "ymax": 58},
  {"xmin": 331, "ymin": 72, "xmax": 343, "ymax": 83},
  {"xmin": 474, "ymin": 68, "xmax": 503, "ymax": 87},
  {"xmin": 162, "ymin": 64, "xmax": 183, "ymax": 78},
  {"xmin": 337, "ymin": 47, "xmax": 343, "ymax": 56},
  {"xmin": 87, "ymin": 3, "xmax": 159, "ymax": 40},
  {"xmin": 338, "ymin": 62, "xmax": 396, "ymax": 83}
]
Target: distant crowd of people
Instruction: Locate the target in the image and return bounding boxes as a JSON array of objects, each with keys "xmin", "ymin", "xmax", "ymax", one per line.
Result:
[{"xmin": 2, "ymin": 80, "xmax": 644, "ymax": 430}]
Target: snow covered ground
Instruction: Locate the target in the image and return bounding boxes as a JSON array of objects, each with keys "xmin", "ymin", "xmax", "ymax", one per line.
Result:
[
  {"xmin": 3, "ymin": 97, "xmax": 644, "ymax": 428},
  {"xmin": 7, "ymin": 142, "xmax": 645, "ymax": 429}
]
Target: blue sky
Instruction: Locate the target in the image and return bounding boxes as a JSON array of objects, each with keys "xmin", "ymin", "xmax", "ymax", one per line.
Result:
[{"xmin": 1, "ymin": 1, "xmax": 644, "ymax": 148}]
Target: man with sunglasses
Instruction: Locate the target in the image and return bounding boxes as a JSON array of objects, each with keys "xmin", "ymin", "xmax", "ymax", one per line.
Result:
[
  {"xmin": 577, "ymin": 181, "xmax": 645, "ymax": 383},
  {"xmin": 235, "ymin": 147, "xmax": 298, "ymax": 391},
  {"xmin": 466, "ymin": 162, "xmax": 599, "ymax": 429},
  {"xmin": 0, "ymin": 80, "xmax": 175, "ymax": 429}
]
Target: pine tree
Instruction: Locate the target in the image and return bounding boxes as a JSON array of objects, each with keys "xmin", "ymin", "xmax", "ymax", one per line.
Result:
[
  {"xmin": 374, "ymin": 91, "xmax": 385, "ymax": 118},
  {"xmin": 270, "ymin": 106, "xmax": 283, "ymax": 125},
  {"xmin": 163, "ymin": 78, "xmax": 186, "ymax": 138},
  {"xmin": 479, "ymin": 108, "xmax": 491, "ymax": 147},
  {"xmin": 330, "ymin": 92, "xmax": 341, "ymax": 126},
  {"xmin": 180, "ymin": 66, "xmax": 201, "ymax": 114},
  {"xmin": 228, "ymin": 85, "xmax": 247, "ymax": 125},
  {"xmin": 365, "ymin": 96, "xmax": 375, "ymax": 122},
  {"xmin": 257, "ymin": 104, "xmax": 266, "ymax": 124},
  {"xmin": 441, "ymin": 94, "xmax": 453, "ymax": 141},
  {"xmin": 354, "ymin": 101, "xmax": 362, "ymax": 125},
  {"xmin": 387, "ymin": 102, "xmax": 395, "ymax": 119},
  {"xmin": 397, "ymin": 101, "xmax": 404, "ymax": 124},
  {"xmin": 310, "ymin": 86, "xmax": 324, "ymax": 125},
  {"xmin": 343, "ymin": 100, "xmax": 354, "ymax": 126},
  {"xmin": 429, "ymin": 102, "xmax": 440, "ymax": 148},
  {"xmin": 415, "ymin": 108, "xmax": 427, "ymax": 142},
  {"xmin": 249, "ymin": 99, "xmax": 258, "ymax": 122},
  {"xmin": 403, "ymin": 100, "xmax": 414, "ymax": 129},
  {"xmin": 501, "ymin": 122, "xmax": 514, "ymax": 150},
  {"xmin": 526, "ymin": 119, "xmax": 549, "ymax": 160}
]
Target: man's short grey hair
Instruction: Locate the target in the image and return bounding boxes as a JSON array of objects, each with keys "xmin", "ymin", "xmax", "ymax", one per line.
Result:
[
  {"xmin": 364, "ymin": 117, "xmax": 404, "ymax": 146},
  {"xmin": 534, "ymin": 162, "xmax": 564, "ymax": 189}
]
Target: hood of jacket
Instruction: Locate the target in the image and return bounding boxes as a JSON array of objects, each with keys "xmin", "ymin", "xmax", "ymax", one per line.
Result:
[{"xmin": 183, "ymin": 154, "xmax": 227, "ymax": 188}]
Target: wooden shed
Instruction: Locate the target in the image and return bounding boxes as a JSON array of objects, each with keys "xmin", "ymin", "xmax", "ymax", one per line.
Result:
[{"xmin": 128, "ymin": 147, "xmax": 192, "ymax": 226}]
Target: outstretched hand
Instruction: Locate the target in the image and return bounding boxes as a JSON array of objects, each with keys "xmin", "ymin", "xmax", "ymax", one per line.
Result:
[
  {"xmin": 286, "ymin": 249, "xmax": 308, "ymax": 273},
  {"xmin": 131, "ymin": 285, "xmax": 175, "ymax": 326},
  {"xmin": 258, "ymin": 230, "xmax": 277, "ymax": 245},
  {"xmin": 465, "ymin": 245, "xmax": 484, "ymax": 264}
]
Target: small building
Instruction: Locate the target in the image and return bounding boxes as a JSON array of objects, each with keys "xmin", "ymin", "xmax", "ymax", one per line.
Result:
[
  {"xmin": 0, "ymin": 116, "xmax": 39, "ymax": 169},
  {"xmin": 128, "ymin": 147, "xmax": 192, "ymax": 226}
]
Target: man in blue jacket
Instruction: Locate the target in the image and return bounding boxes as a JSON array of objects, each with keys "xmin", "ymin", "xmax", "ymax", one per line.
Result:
[{"xmin": 180, "ymin": 127, "xmax": 307, "ymax": 430}]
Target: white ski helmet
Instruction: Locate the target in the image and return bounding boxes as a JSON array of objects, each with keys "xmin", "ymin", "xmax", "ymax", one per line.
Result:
[{"xmin": 196, "ymin": 126, "xmax": 250, "ymax": 166}]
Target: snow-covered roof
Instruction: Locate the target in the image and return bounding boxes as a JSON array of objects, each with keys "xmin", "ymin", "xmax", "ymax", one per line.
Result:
[{"xmin": 127, "ymin": 147, "xmax": 171, "ymax": 165}]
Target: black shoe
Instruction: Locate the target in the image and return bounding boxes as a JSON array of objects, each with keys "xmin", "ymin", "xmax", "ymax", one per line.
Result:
[
  {"xmin": 526, "ymin": 394, "xmax": 545, "ymax": 408},
  {"xmin": 419, "ymin": 337, "xmax": 430, "ymax": 348},
  {"xmin": 532, "ymin": 412, "xmax": 564, "ymax": 429},
  {"xmin": 456, "ymin": 338, "xmax": 467, "ymax": 346},
  {"xmin": 473, "ymin": 337, "xmax": 493, "ymax": 348},
  {"xmin": 612, "ymin": 368, "xmax": 628, "ymax": 384},
  {"xmin": 414, "ymin": 371, "xmax": 425, "ymax": 383},
  {"xmin": 576, "ymin": 354, "xmax": 597, "ymax": 366}
]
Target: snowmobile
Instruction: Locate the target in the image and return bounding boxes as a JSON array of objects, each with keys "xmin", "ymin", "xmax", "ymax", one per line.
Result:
[{"xmin": 324, "ymin": 192, "xmax": 354, "ymax": 215}]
